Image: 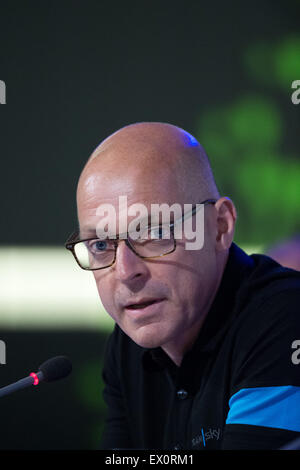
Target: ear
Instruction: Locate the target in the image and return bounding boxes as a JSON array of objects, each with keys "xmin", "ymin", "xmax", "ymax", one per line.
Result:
[{"xmin": 214, "ymin": 197, "xmax": 237, "ymax": 251}]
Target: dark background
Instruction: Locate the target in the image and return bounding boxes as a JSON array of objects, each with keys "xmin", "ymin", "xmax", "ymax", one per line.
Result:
[
  {"xmin": 1, "ymin": 0, "xmax": 299, "ymax": 245},
  {"xmin": 0, "ymin": 0, "xmax": 299, "ymax": 449}
]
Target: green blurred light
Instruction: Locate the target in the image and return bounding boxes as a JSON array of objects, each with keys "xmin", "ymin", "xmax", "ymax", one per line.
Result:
[
  {"xmin": 228, "ymin": 95, "xmax": 282, "ymax": 149},
  {"xmin": 274, "ymin": 35, "xmax": 300, "ymax": 89},
  {"xmin": 196, "ymin": 90, "xmax": 299, "ymax": 246},
  {"xmin": 243, "ymin": 35, "xmax": 300, "ymax": 91},
  {"xmin": 75, "ymin": 362, "xmax": 105, "ymax": 411},
  {"xmin": 243, "ymin": 41, "xmax": 276, "ymax": 87}
]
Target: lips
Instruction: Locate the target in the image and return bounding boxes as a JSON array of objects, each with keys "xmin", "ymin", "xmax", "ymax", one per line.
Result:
[{"xmin": 124, "ymin": 298, "xmax": 164, "ymax": 310}]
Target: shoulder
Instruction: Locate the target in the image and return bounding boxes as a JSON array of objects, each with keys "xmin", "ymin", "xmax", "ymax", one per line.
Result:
[
  {"xmin": 236, "ymin": 251, "xmax": 300, "ymax": 323},
  {"xmin": 227, "ymin": 256, "xmax": 300, "ymax": 391},
  {"xmin": 247, "ymin": 250, "xmax": 300, "ymax": 293},
  {"xmin": 233, "ymin": 251, "xmax": 300, "ymax": 343}
]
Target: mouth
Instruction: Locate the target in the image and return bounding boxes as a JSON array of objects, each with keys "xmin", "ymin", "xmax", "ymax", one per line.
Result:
[
  {"xmin": 124, "ymin": 298, "xmax": 165, "ymax": 315},
  {"xmin": 125, "ymin": 299, "xmax": 163, "ymax": 309}
]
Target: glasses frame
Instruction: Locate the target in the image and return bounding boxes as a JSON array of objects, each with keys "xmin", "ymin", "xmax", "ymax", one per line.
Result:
[{"xmin": 65, "ymin": 199, "xmax": 217, "ymax": 271}]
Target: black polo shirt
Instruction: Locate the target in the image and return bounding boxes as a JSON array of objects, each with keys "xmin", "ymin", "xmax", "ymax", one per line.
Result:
[{"xmin": 99, "ymin": 242, "xmax": 300, "ymax": 450}]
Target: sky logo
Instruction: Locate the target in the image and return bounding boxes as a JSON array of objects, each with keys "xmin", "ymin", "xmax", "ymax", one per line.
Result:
[
  {"xmin": 0, "ymin": 80, "xmax": 6, "ymax": 104},
  {"xmin": 191, "ymin": 428, "xmax": 221, "ymax": 448}
]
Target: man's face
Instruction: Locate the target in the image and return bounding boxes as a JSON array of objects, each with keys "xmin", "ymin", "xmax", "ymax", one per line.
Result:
[{"xmin": 77, "ymin": 160, "xmax": 220, "ymax": 352}]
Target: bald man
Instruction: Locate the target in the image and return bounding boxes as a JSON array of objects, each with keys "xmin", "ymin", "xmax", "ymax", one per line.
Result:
[{"xmin": 66, "ymin": 122, "xmax": 300, "ymax": 450}]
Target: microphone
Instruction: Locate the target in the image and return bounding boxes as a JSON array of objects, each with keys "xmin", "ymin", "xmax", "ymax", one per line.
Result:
[{"xmin": 0, "ymin": 356, "xmax": 72, "ymax": 398}]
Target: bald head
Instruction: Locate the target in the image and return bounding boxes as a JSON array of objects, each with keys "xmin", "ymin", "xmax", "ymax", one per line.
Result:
[{"xmin": 77, "ymin": 122, "xmax": 220, "ymax": 208}]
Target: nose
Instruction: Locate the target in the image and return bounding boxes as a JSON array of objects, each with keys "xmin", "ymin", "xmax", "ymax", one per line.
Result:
[{"xmin": 113, "ymin": 240, "xmax": 149, "ymax": 286}]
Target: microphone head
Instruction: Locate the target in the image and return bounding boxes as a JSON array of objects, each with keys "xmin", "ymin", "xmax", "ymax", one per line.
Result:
[{"xmin": 38, "ymin": 356, "xmax": 72, "ymax": 382}]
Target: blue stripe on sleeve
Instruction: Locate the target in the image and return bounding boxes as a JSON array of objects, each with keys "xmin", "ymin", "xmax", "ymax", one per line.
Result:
[{"xmin": 226, "ymin": 386, "xmax": 300, "ymax": 432}]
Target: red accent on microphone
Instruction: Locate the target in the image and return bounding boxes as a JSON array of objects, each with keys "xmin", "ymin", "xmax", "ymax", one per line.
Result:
[{"xmin": 30, "ymin": 372, "xmax": 39, "ymax": 386}]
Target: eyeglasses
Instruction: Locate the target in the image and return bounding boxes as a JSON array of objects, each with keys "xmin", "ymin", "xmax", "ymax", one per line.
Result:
[{"xmin": 65, "ymin": 199, "xmax": 216, "ymax": 271}]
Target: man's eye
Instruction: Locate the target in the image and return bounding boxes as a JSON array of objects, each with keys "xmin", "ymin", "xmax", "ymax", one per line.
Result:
[
  {"xmin": 151, "ymin": 227, "xmax": 162, "ymax": 239},
  {"xmin": 149, "ymin": 226, "xmax": 168, "ymax": 239},
  {"xmin": 89, "ymin": 240, "xmax": 108, "ymax": 252}
]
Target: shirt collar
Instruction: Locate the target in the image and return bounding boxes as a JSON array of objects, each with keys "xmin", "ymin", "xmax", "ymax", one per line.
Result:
[{"xmin": 142, "ymin": 242, "xmax": 255, "ymax": 372}]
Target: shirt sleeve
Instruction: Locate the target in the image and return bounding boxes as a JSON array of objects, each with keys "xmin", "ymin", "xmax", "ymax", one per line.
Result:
[
  {"xmin": 222, "ymin": 287, "xmax": 300, "ymax": 449},
  {"xmin": 99, "ymin": 326, "xmax": 132, "ymax": 450}
]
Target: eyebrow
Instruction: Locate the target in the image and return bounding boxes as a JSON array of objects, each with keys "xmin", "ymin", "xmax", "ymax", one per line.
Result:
[
  {"xmin": 78, "ymin": 226, "xmax": 97, "ymax": 239},
  {"xmin": 77, "ymin": 203, "xmax": 209, "ymax": 240}
]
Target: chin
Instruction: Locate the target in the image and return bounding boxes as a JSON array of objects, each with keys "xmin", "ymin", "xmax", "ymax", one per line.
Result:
[{"xmin": 127, "ymin": 322, "xmax": 168, "ymax": 349}]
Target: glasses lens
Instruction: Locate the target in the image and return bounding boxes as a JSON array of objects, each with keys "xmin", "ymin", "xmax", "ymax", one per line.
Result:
[
  {"xmin": 129, "ymin": 225, "xmax": 175, "ymax": 258},
  {"xmin": 74, "ymin": 239, "xmax": 115, "ymax": 269},
  {"xmin": 72, "ymin": 228, "xmax": 175, "ymax": 270}
]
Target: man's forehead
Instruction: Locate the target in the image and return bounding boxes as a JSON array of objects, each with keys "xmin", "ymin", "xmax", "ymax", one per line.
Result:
[
  {"xmin": 78, "ymin": 176, "xmax": 192, "ymax": 235},
  {"xmin": 78, "ymin": 165, "xmax": 185, "ymax": 210},
  {"xmin": 77, "ymin": 172, "xmax": 201, "ymax": 240}
]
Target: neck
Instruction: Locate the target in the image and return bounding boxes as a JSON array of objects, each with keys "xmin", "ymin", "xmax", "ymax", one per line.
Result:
[
  {"xmin": 161, "ymin": 314, "xmax": 206, "ymax": 367},
  {"xmin": 162, "ymin": 251, "xmax": 229, "ymax": 367}
]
